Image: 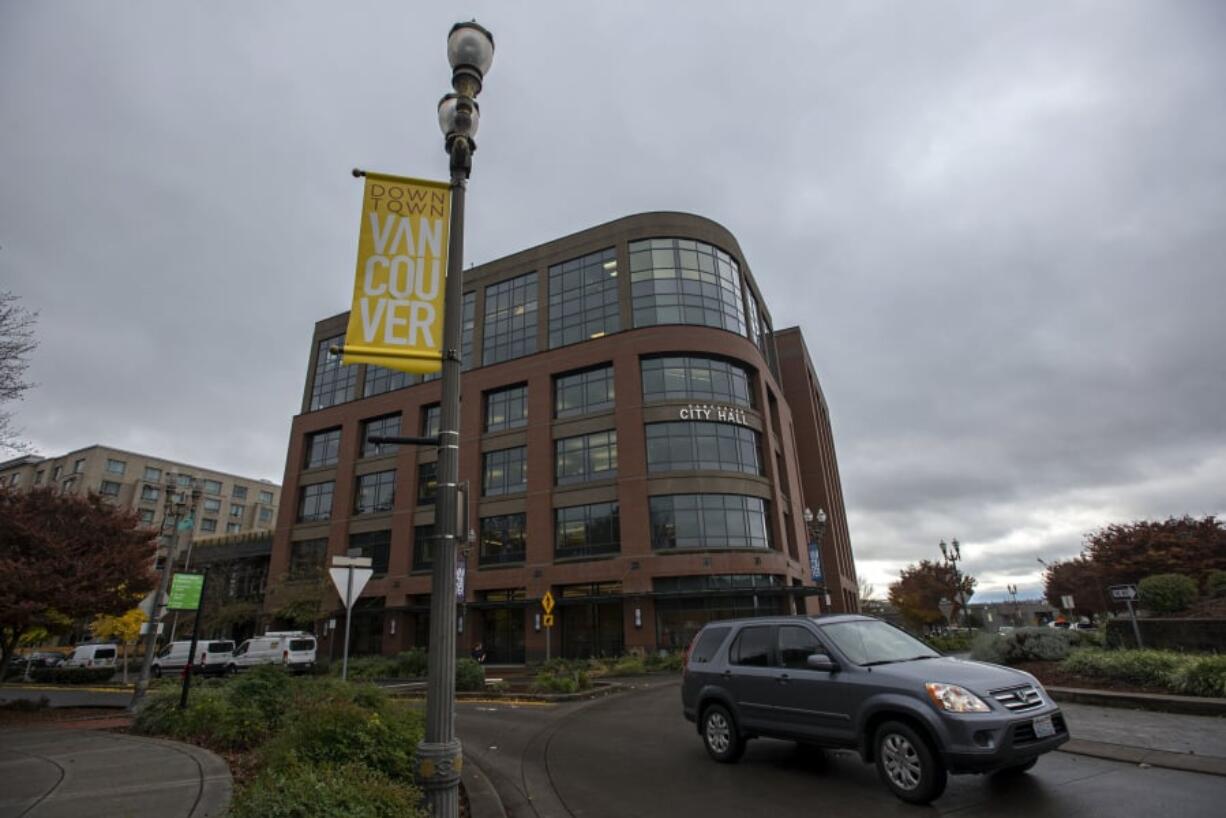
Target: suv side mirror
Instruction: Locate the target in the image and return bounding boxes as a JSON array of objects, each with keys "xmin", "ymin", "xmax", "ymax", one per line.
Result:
[{"xmin": 806, "ymin": 653, "xmax": 838, "ymax": 672}]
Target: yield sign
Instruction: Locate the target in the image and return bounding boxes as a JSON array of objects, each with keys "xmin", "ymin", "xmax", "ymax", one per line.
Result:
[{"xmin": 330, "ymin": 566, "xmax": 374, "ymax": 610}]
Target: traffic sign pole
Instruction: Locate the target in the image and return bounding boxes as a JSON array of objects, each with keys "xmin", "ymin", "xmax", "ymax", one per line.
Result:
[
  {"xmin": 342, "ymin": 566, "xmax": 354, "ymax": 680},
  {"xmin": 179, "ymin": 573, "xmax": 208, "ymax": 710}
]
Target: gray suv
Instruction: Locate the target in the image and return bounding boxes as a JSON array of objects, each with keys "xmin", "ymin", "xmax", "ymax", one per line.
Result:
[{"xmin": 681, "ymin": 614, "xmax": 1069, "ymax": 803}]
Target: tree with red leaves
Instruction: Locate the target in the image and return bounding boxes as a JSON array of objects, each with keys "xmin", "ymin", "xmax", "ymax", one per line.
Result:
[
  {"xmin": 0, "ymin": 487, "xmax": 158, "ymax": 680},
  {"xmin": 1082, "ymin": 515, "xmax": 1226, "ymax": 589},
  {"xmin": 888, "ymin": 559, "xmax": 977, "ymax": 631},
  {"xmin": 1042, "ymin": 556, "xmax": 1110, "ymax": 617}
]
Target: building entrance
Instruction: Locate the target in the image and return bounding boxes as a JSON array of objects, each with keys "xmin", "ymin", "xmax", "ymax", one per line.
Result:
[{"xmin": 559, "ymin": 583, "xmax": 624, "ymax": 658}]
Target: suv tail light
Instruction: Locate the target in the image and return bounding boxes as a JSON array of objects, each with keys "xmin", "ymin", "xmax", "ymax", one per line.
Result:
[{"xmin": 681, "ymin": 633, "xmax": 700, "ymax": 678}]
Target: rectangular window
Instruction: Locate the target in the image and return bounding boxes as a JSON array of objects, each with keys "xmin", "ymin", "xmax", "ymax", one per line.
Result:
[
  {"xmin": 629, "ymin": 238, "xmax": 747, "ymax": 335},
  {"xmin": 416, "ymin": 461, "xmax": 438, "ymax": 505},
  {"xmin": 554, "ymin": 364, "xmax": 615, "ymax": 418},
  {"xmin": 141, "ymin": 485, "xmax": 161, "ymax": 502},
  {"xmin": 232, "ymin": 485, "xmax": 248, "ymax": 499},
  {"xmin": 548, "ymin": 247, "xmax": 620, "ymax": 348},
  {"xmin": 141, "ymin": 466, "xmax": 161, "ymax": 484},
  {"xmin": 100, "ymin": 480, "xmax": 122, "ymax": 496},
  {"xmin": 482, "ymin": 272, "xmax": 538, "ymax": 365},
  {"xmin": 200, "ymin": 518, "xmax": 218, "ymax": 533},
  {"xmin": 555, "ymin": 430, "xmax": 618, "ymax": 485},
  {"xmin": 350, "ymin": 530, "xmax": 390, "ymax": 575},
  {"xmin": 289, "ymin": 538, "xmax": 327, "ymax": 578},
  {"xmin": 649, "ymin": 494, "xmax": 770, "ymax": 550},
  {"xmin": 422, "ymin": 405, "xmax": 440, "ymax": 438},
  {"xmin": 363, "ymin": 365, "xmax": 411, "ymax": 397},
  {"xmin": 305, "ymin": 428, "xmax": 342, "ymax": 469},
  {"xmin": 644, "ymin": 422, "xmax": 762, "ymax": 475},
  {"xmin": 479, "ymin": 513, "xmax": 527, "ymax": 566},
  {"xmin": 362, "ymin": 414, "xmax": 402, "ymax": 457},
  {"xmin": 34, "ymin": 470, "xmax": 44, "ymax": 484},
  {"xmin": 555, "ymin": 502, "xmax": 620, "ymax": 559},
  {"xmin": 74, "ymin": 459, "xmax": 85, "ymax": 473},
  {"xmin": 226, "ymin": 522, "xmax": 241, "ymax": 533},
  {"xmin": 354, "ymin": 470, "xmax": 396, "ymax": 514},
  {"xmin": 177, "ymin": 474, "xmax": 192, "ymax": 487},
  {"xmin": 230, "ymin": 503, "xmax": 245, "ymax": 518},
  {"xmin": 298, "ymin": 482, "xmax": 334, "ymax": 522},
  {"xmin": 203, "ymin": 497, "xmax": 221, "ymax": 513},
  {"xmin": 139, "ymin": 508, "xmax": 155, "ymax": 525},
  {"xmin": 485, "ymin": 384, "xmax": 528, "ymax": 432},
  {"xmin": 104, "ymin": 459, "xmax": 125, "ymax": 475},
  {"xmin": 202, "ymin": 479, "xmax": 222, "ymax": 495},
  {"xmin": 731, "ymin": 626, "xmax": 773, "ymax": 667},
  {"xmin": 259, "ymin": 507, "xmax": 273, "ymax": 524},
  {"xmin": 53, "ymin": 465, "xmax": 62, "ymax": 480},
  {"xmin": 640, "ymin": 355, "xmax": 753, "ymax": 407},
  {"xmin": 413, "ymin": 524, "xmax": 436, "ymax": 571},
  {"xmin": 310, "ymin": 334, "xmax": 357, "ymax": 410},
  {"xmin": 259, "ymin": 489, "xmax": 274, "ymax": 505},
  {"xmin": 482, "ymin": 447, "xmax": 527, "ymax": 496}
]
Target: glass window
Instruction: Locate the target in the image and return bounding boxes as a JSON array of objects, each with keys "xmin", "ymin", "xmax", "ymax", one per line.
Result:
[
  {"xmin": 644, "ymin": 422, "xmax": 762, "ymax": 475},
  {"xmin": 483, "ymin": 272, "xmax": 538, "ymax": 365},
  {"xmin": 232, "ymin": 485, "xmax": 248, "ymax": 499},
  {"xmin": 230, "ymin": 503, "xmax": 245, "ymax": 518},
  {"xmin": 649, "ymin": 494, "xmax": 771, "ymax": 550},
  {"xmin": 778, "ymin": 626, "xmax": 824, "ymax": 669},
  {"xmin": 226, "ymin": 522, "xmax": 241, "ymax": 533},
  {"xmin": 416, "ymin": 461, "xmax": 438, "ymax": 505},
  {"xmin": 259, "ymin": 489, "xmax": 274, "ymax": 505},
  {"xmin": 555, "ymin": 430, "xmax": 618, "ymax": 485},
  {"xmin": 298, "ymin": 482, "xmax": 334, "ymax": 522},
  {"xmin": 53, "ymin": 465, "xmax": 63, "ymax": 480},
  {"xmin": 362, "ymin": 414, "xmax": 401, "ymax": 457},
  {"xmin": 139, "ymin": 508, "xmax": 155, "ymax": 525},
  {"xmin": 99, "ymin": 480, "xmax": 121, "ymax": 496},
  {"xmin": 690, "ymin": 627, "xmax": 732, "ymax": 664},
  {"xmin": 74, "ymin": 459, "xmax": 85, "ymax": 473},
  {"xmin": 104, "ymin": 459, "xmax": 125, "ymax": 475},
  {"xmin": 554, "ymin": 365, "xmax": 615, "ymax": 418},
  {"xmin": 364, "ymin": 365, "xmax": 411, "ymax": 397},
  {"xmin": 34, "ymin": 470, "xmax": 44, "ymax": 484},
  {"xmin": 143, "ymin": 466, "xmax": 162, "ymax": 482},
  {"xmin": 413, "ymin": 524, "xmax": 436, "ymax": 571},
  {"xmin": 422, "ymin": 405, "xmax": 440, "ymax": 437},
  {"xmin": 259, "ymin": 507, "xmax": 273, "ymax": 523},
  {"xmin": 349, "ymin": 530, "xmax": 390, "ymax": 575},
  {"xmin": 731, "ymin": 626, "xmax": 773, "ymax": 667},
  {"xmin": 310, "ymin": 335, "xmax": 357, "ymax": 409},
  {"xmin": 202, "ymin": 479, "xmax": 222, "ymax": 495},
  {"xmin": 548, "ymin": 247, "xmax": 620, "ymax": 348},
  {"xmin": 819, "ymin": 619, "xmax": 938, "ymax": 666},
  {"xmin": 461, "ymin": 291, "xmax": 476, "ymax": 369},
  {"xmin": 640, "ymin": 355, "xmax": 753, "ymax": 407},
  {"xmin": 354, "ymin": 470, "xmax": 396, "ymax": 514},
  {"xmin": 305, "ymin": 429, "xmax": 342, "ymax": 469},
  {"xmin": 141, "ymin": 485, "xmax": 160, "ymax": 502},
  {"xmin": 482, "ymin": 447, "xmax": 527, "ymax": 496},
  {"xmin": 479, "ymin": 513, "xmax": 527, "ymax": 565},
  {"xmin": 629, "ymin": 239, "xmax": 747, "ymax": 335},
  {"xmin": 177, "ymin": 474, "xmax": 192, "ymax": 487},
  {"xmin": 485, "ymin": 384, "xmax": 528, "ymax": 432},
  {"xmin": 200, "ymin": 518, "xmax": 218, "ymax": 533},
  {"xmin": 554, "ymin": 502, "xmax": 619, "ymax": 559},
  {"xmin": 203, "ymin": 497, "xmax": 221, "ymax": 513},
  {"xmin": 289, "ymin": 538, "xmax": 327, "ymax": 578}
]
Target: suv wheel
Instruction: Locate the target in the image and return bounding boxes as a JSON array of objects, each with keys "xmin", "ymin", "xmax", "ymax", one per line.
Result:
[
  {"xmin": 701, "ymin": 704, "xmax": 745, "ymax": 763},
  {"xmin": 874, "ymin": 721, "xmax": 947, "ymax": 804}
]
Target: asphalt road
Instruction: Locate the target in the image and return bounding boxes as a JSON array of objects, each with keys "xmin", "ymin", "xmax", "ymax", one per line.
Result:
[
  {"xmin": 0, "ymin": 685, "xmax": 132, "ymax": 708},
  {"xmin": 456, "ymin": 678, "xmax": 1226, "ymax": 818}
]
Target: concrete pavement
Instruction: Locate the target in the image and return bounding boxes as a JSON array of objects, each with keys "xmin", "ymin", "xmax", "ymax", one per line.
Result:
[{"xmin": 0, "ymin": 728, "xmax": 231, "ymax": 817}]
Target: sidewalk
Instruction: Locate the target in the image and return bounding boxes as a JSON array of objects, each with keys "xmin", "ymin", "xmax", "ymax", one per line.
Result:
[
  {"xmin": 0, "ymin": 727, "xmax": 231, "ymax": 817},
  {"xmin": 1058, "ymin": 701, "xmax": 1226, "ymax": 776}
]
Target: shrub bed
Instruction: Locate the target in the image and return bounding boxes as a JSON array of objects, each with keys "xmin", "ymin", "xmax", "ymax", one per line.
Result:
[
  {"xmin": 532, "ymin": 659, "xmax": 592, "ymax": 694},
  {"xmin": 1060, "ymin": 649, "xmax": 1226, "ymax": 698},
  {"xmin": 925, "ymin": 633, "xmax": 975, "ymax": 654},
  {"xmin": 969, "ymin": 627, "xmax": 1101, "ymax": 665}
]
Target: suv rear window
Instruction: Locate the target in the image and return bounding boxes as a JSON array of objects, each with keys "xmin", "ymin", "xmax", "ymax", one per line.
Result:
[
  {"xmin": 730, "ymin": 626, "xmax": 772, "ymax": 667},
  {"xmin": 206, "ymin": 642, "xmax": 235, "ymax": 653},
  {"xmin": 690, "ymin": 626, "xmax": 731, "ymax": 663},
  {"xmin": 94, "ymin": 648, "xmax": 116, "ymax": 659},
  {"xmin": 289, "ymin": 639, "xmax": 315, "ymax": 651}
]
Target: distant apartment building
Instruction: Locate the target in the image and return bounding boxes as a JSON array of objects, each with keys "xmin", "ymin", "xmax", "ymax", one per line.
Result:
[{"xmin": 0, "ymin": 445, "xmax": 281, "ymax": 537}]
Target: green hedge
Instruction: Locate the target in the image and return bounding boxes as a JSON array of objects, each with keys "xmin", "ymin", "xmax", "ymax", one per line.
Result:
[
  {"xmin": 1061, "ymin": 649, "xmax": 1226, "ymax": 697},
  {"xmin": 29, "ymin": 666, "xmax": 116, "ymax": 684},
  {"xmin": 231, "ymin": 763, "xmax": 422, "ymax": 818},
  {"xmin": 532, "ymin": 659, "xmax": 592, "ymax": 694},
  {"xmin": 926, "ymin": 633, "xmax": 975, "ymax": 654},
  {"xmin": 1205, "ymin": 571, "xmax": 1226, "ymax": 599},
  {"xmin": 1138, "ymin": 573, "xmax": 1199, "ymax": 614},
  {"xmin": 970, "ymin": 627, "xmax": 1102, "ymax": 665}
]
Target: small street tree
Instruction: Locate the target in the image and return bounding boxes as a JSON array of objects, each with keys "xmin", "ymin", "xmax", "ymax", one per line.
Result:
[
  {"xmin": 0, "ymin": 290, "xmax": 39, "ymax": 455},
  {"xmin": 0, "ymin": 487, "xmax": 158, "ymax": 680},
  {"xmin": 888, "ymin": 559, "xmax": 976, "ymax": 631},
  {"xmin": 91, "ymin": 608, "xmax": 147, "ymax": 684}
]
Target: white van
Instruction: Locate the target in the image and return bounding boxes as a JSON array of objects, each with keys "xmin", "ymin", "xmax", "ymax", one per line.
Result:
[
  {"xmin": 64, "ymin": 644, "xmax": 118, "ymax": 669},
  {"xmin": 226, "ymin": 632, "xmax": 316, "ymax": 674},
  {"xmin": 152, "ymin": 640, "xmax": 236, "ymax": 677}
]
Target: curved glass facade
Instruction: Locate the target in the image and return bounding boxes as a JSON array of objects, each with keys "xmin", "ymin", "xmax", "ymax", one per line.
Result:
[
  {"xmin": 645, "ymin": 422, "xmax": 762, "ymax": 475},
  {"xmin": 629, "ymin": 239, "xmax": 747, "ymax": 335},
  {"xmin": 649, "ymin": 494, "xmax": 770, "ymax": 550},
  {"xmin": 640, "ymin": 355, "xmax": 754, "ymax": 407}
]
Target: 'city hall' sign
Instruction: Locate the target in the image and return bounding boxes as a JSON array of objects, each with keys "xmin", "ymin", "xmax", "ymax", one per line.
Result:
[
  {"xmin": 678, "ymin": 404, "xmax": 749, "ymax": 426},
  {"xmin": 340, "ymin": 172, "xmax": 451, "ymax": 375}
]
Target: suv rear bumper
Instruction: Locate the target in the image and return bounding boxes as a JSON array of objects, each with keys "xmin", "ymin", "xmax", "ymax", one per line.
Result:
[{"xmin": 941, "ymin": 709, "xmax": 1070, "ymax": 773}]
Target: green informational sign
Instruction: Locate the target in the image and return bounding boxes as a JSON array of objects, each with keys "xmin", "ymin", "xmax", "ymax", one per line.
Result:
[
  {"xmin": 177, "ymin": 515, "xmax": 195, "ymax": 532},
  {"xmin": 167, "ymin": 573, "xmax": 205, "ymax": 610}
]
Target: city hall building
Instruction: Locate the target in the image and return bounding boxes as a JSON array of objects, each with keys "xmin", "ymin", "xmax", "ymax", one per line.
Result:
[{"xmin": 267, "ymin": 212, "xmax": 856, "ymax": 662}]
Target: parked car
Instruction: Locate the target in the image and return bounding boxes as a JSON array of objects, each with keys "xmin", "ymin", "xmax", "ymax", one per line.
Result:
[
  {"xmin": 226, "ymin": 632, "xmax": 316, "ymax": 674},
  {"xmin": 152, "ymin": 640, "xmax": 236, "ymax": 677},
  {"xmin": 681, "ymin": 614, "xmax": 1070, "ymax": 804},
  {"xmin": 64, "ymin": 643, "xmax": 119, "ymax": 669}
]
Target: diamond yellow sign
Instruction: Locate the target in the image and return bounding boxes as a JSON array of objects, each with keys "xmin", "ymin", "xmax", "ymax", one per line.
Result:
[{"xmin": 541, "ymin": 591, "xmax": 555, "ymax": 614}]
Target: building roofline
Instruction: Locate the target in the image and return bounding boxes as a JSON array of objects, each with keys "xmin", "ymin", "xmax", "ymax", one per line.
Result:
[{"xmin": 17, "ymin": 444, "xmax": 280, "ymax": 488}]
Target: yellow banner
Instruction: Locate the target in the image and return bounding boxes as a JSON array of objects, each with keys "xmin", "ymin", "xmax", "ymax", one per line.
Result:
[{"xmin": 342, "ymin": 172, "xmax": 451, "ymax": 374}]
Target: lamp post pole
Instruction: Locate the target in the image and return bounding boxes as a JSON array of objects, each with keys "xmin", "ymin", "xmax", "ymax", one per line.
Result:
[
  {"xmin": 417, "ymin": 22, "xmax": 494, "ymax": 818},
  {"xmin": 802, "ymin": 507, "xmax": 830, "ymax": 613},
  {"xmin": 940, "ymin": 538, "xmax": 969, "ymax": 629}
]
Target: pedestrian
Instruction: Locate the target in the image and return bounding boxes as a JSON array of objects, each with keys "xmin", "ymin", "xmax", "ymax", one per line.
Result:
[{"xmin": 471, "ymin": 642, "xmax": 486, "ymax": 664}]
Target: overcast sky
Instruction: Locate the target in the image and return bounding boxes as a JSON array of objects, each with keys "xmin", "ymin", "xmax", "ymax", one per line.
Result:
[{"xmin": 3, "ymin": 1, "xmax": 1223, "ymax": 601}]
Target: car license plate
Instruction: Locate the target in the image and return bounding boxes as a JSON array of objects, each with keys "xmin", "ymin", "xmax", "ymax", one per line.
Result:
[{"xmin": 1033, "ymin": 715, "xmax": 1056, "ymax": 738}]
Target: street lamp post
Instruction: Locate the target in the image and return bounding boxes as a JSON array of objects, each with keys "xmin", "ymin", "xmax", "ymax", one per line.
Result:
[
  {"xmin": 416, "ymin": 21, "xmax": 495, "ymax": 818},
  {"xmin": 802, "ymin": 507, "xmax": 832, "ymax": 612},
  {"xmin": 940, "ymin": 538, "xmax": 970, "ymax": 629},
  {"xmin": 1007, "ymin": 583, "xmax": 1019, "ymax": 626}
]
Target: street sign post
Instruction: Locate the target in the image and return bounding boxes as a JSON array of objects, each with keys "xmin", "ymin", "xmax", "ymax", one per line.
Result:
[
  {"xmin": 330, "ymin": 556, "xmax": 374, "ymax": 681},
  {"xmin": 541, "ymin": 591, "xmax": 555, "ymax": 662},
  {"xmin": 1060, "ymin": 594, "xmax": 1075, "ymax": 611},
  {"xmin": 1109, "ymin": 584, "xmax": 1144, "ymax": 648}
]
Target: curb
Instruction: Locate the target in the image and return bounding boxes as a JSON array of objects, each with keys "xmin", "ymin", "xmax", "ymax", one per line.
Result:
[
  {"xmin": 461, "ymin": 753, "xmax": 507, "ymax": 818},
  {"xmin": 392, "ymin": 681, "xmax": 626, "ymax": 704},
  {"xmin": 1048, "ymin": 686, "xmax": 1226, "ymax": 716},
  {"xmin": 1058, "ymin": 737, "xmax": 1226, "ymax": 778}
]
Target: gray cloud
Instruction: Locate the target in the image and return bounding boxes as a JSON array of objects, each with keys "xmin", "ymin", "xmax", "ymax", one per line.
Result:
[{"xmin": 2, "ymin": 1, "xmax": 1224, "ymax": 598}]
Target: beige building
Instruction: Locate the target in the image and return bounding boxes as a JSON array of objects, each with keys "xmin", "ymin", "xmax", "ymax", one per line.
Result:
[{"xmin": 0, "ymin": 445, "xmax": 280, "ymax": 537}]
